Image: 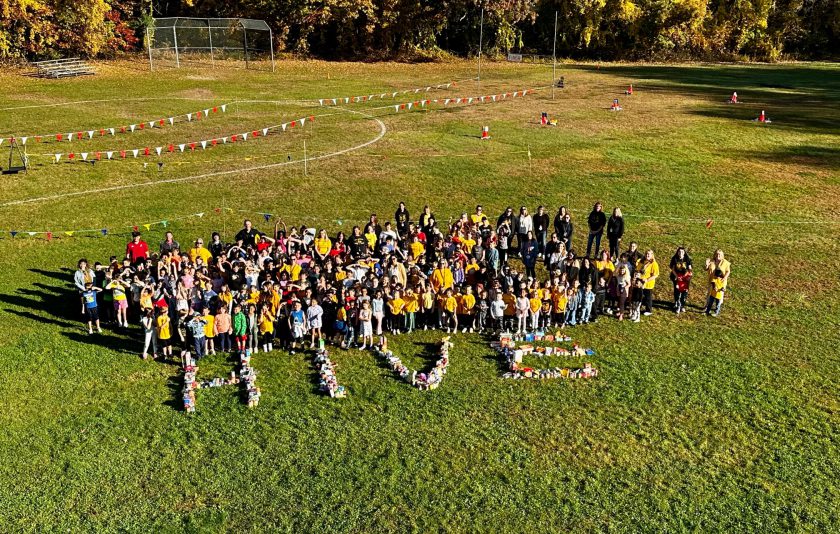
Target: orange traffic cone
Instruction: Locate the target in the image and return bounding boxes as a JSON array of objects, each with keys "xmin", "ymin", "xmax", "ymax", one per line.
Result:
[
  {"xmin": 758, "ymin": 110, "xmax": 766, "ymax": 122},
  {"xmin": 540, "ymin": 112, "xmax": 548, "ymax": 125},
  {"xmin": 481, "ymin": 126, "xmax": 490, "ymax": 140},
  {"xmin": 625, "ymin": 84, "xmax": 633, "ymax": 95},
  {"xmin": 610, "ymin": 99, "xmax": 622, "ymax": 111},
  {"xmin": 730, "ymin": 91, "xmax": 738, "ymax": 104}
]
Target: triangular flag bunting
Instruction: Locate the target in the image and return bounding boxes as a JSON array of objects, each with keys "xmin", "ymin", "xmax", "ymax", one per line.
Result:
[
  {"xmin": 130, "ymin": 125, "xmax": 136, "ymax": 132},
  {"xmin": 143, "ymin": 224, "xmax": 151, "ymax": 231},
  {"xmin": 65, "ymin": 231, "xmax": 74, "ymax": 237},
  {"xmin": 81, "ymin": 152, "xmax": 88, "ymax": 161},
  {"xmin": 101, "ymin": 229, "xmax": 108, "ymax": 236},
  {"xmin": 319, "ymin": 99, "xmax": 324, "ymax": 105},
  {"xmin": 54, "ymin": 154, "xmax": 61, "ymax": 163},
  {"xmin": 282, "ymin": 124, "xmax": 287, "ymax": 131},
  {"xmin": 222, "ymin": 137, "xmax": 228, "ymax": 144},
  {"xmin": 201, "ymin": 141, "xmax": 207, "ymax": 149},
  {"xmin": 221, "ymin": 104, "xmax": 227, "ymax": 112},
  {"xmin": 106, "ymin": 151, "xmax": 113, "ymax": 160},
  {"xmin": 10, "ymin": 231, "xmax": 17, "ymax": 237},
  {"xmin": 262, "ymin": 128, "xmax": 269, "ymax": 136},
  {"xmin": 28, "ymin": 232, "xmax": 37, "ymax": 236},
  {"xmin": 87, "ymin": 131, "xmax": 94, "ymax": 139},
  {"xmin": 241, "ymin": 133, "xmax": 248, "ymax": 141},
  {"xmin": 132, "ymin": 149, "xmax": 139, "ymax": 158},
  {"xmin": 109, "ymin": 128, "xmax": 115, "ymax": 136},
  {"xmin": 300, "ymin": 117, "xmax": 306, "ymax": 126},
  {"xmin": 68, "ymin": 132, "xmax": 74, "ymax": 141},
  {"xmin": 187, "ymin": 113, "xmax": 192, "ymax": 122},
  {"xmin": 155, "ymin": 147, "xmax": 162, "ymax": 156},
  {"xmin": 179, "ymin": 144, "xmax": 186, "ymax": 152},
  {"xmin": 332, "ymin": 99, "xmax": 337, "ymax": 105},
  {"xmin": 196, "ymin": 212, "xmax": 205, "ymax": 218},
  {"xmin": 169, "ymin": 117, "xmax": 174, "ymax": 125},
  {"xmin": 21, "ymin": 137, "xmax": 27, "ymax": 145}
]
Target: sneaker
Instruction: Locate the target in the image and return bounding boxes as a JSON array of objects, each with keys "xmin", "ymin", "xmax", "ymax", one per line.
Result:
[
  {"xmin": 633, "ymin": 317, "xmax": 641, "ymax": 323},
  {"xmin": 462, "ymin": 327, "xmax": 468, "ymax": 333},
  {"xmin": 88, "ymin": 328, "xmax": 93, "ymax": 334},
  {"xmin": 643, "ymin": 311, "xmax": 652, "ymax": 316}
]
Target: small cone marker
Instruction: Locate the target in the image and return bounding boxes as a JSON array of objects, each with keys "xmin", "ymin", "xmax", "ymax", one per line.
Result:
[
  {"xmin": 610, "ymin": 98, "xmax": 622, "ymax": 111},
  {"xmin": 625, "ymin": 84, "xmax": 633, "ymax": 95},
  {"xmin": 481, "ymin": 126, "xmax": 490, "ymax": 140},
  {"xmin": 541, "ymin": 112, "xmax": 548, "ymax": 125},
  {"xmin": 756, "ymin": 110, "xmax": 771, "ymax": 123},
  {"xmin": 730, "ymin": 91, "xmax": 738, "ymax": 104}
]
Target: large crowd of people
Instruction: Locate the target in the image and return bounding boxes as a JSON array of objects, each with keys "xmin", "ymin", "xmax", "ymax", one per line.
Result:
[{"xmin": 73, "ymin": 202, "xmax": 732, "ymax": 360}]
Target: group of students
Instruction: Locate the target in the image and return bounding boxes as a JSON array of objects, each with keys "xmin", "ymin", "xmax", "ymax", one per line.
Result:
[{"xmin": 72, "ymin": 201, "xmax": 732, "ymax": 360}]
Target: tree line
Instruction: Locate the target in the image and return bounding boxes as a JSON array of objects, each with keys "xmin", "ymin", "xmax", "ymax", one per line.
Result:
[{"xmin": 1, "ymin": 0, "xmax": 837, "ymax": 61}]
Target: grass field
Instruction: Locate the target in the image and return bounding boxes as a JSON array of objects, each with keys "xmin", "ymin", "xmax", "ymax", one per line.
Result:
[{"xmin": 0, "ymin": 57, "xmax": 839, "ymax": 532}]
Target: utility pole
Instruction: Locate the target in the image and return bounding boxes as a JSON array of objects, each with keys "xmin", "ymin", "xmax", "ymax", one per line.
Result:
[
  {"xmin": 552, "ymin": 11, "xmax": 558, "ymax": 99},
  {"xmin": 477, "ymin": 6, "xmax": 484, "ymax": 86}
]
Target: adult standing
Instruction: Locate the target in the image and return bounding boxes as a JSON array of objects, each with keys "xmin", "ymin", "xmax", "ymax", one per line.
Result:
[
  {"xmin": 349, "ymin": 226, "xmax": 369, "ymax": 259},
  {"xmin": 159, "ymin": 231, "xmax": 180, "ymax": 255},
  {"xmin": 586, "ymin": 202, "xmax": 607, "ymax": 258},
  {"xmin": 704, "ymin": 249, "xmax": 731, "ymax": 315},
  {"xmin": 669, "ymin": 246, "xmax": 693, "ymax": 314},
  {"xmin": 554, "ymin": 210, "xmax": 573, "ymax": 253},
  {"xmin": 126, "ymin": 232, "xmax": 149, "ymax": 264},
  {"xmin": 74, "ymin": 258, "xmax": 96, "ymax": 294},
  {"xmin": 533, "ymin": 206, "xmax": 550, "ymax": 258},
  {"xmin": 606, "ymin": 208, "xmax": 624, "ymax": 259},
  {"xmin": 418, "ymin": 205, "xmax": 435, "ymax": 235},
  {"xmin": 515, "ymin": 206, "xmax": 533, "ymax": 254},
  {"xmin": 637, "ymin": 249, "xmax": 660, "ymax": 316},
  {"xmin": 520, "ymin": 231, "xmax": 539, "ymax": 280},
  {"xmin": 235, "ymin": 220, "xmax": 261, "ymax": 247},
  {"xmin": 394, "ymin": 202, "xmax": 410, "ymax": 243}
]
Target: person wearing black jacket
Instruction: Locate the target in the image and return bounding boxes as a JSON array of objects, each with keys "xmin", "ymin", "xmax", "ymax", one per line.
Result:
[
  {"xmin": 394, "ymin": 202, "xmax": 410, "ymax": 243},
  {"xmin": 606, "ymin": 207, "xmax": 625, "ymax": 259},
  {"xmin": 349, "ymin": 226, "xmax": 368, "ymax": 259},
  {"xmin": 234, "ymin": 220, "xmax": 261, "ymax": 247},
  {"xmin": 586, "ymin": 202, "xmax": 607, "ymax": 258},
  {"xmin": 533, "ymin": 205, "xmax": 550, "ymax": 257},
  {"xmin": 553, "ymin": 207, "xmax": 573, "ymax": 252}
]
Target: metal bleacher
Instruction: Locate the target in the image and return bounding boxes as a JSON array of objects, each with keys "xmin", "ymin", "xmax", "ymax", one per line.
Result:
[{"xmin": 31, "ymin": 58, "xmax": 94, "ymax": 79}]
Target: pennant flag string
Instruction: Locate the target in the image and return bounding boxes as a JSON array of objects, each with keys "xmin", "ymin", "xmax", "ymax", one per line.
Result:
[{"xmin": 12, "ymin": 101, "xmax": 231, "ymax": 145}]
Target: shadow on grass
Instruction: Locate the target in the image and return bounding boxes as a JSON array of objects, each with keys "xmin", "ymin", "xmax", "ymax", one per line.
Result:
[{"xmin": 573, "ymin": 64, "xmax": 840, "ymax": 136}]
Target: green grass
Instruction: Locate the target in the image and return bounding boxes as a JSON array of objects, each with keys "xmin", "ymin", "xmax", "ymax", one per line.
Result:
[{"xmin": 0, "ymin": 58, "xmax": 839, "ymax": 531}]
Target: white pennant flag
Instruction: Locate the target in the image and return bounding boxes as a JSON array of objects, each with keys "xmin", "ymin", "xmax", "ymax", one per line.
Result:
[
  {"xmin": 28, "ymin": 232, "xmax": 36, "ymax": 237},
  {"xmin": 332, "ymin": 99, "xmax": 337, "ymax": 105},
  {"xmin": 130, "ymin": 125, "xmax": 136, "ymax": 132},
  {"xmin": 169, "ymin": 117, "xmax": 174, "ymax": 126},
  {"xmin": 281, "ymin": 124, "xmax": 287, "ymax": 132},
  {"xmin": 187, "ymin": 113, "xmax": 192, "ymax": 122},
  {"xmin": 480, "ymin": 96, "xmax": 485, "ymax": 103},
  {"xmin": 21, "ymin": 137, "xmax": 27, "ymax": 145},
  {"xmin": 155, "ymin": 147, "xmax": 162, "ymax": 156},
  {"xmin": 201, "ymin": 140, "xmax": 207, "ymax": 149},
  {"xmin": 221, "ymin": 104, "xmax": 227, "ymax": 112},
  {"xmin": 221, "ymin": 137, "xmax": 228, "ymax": 144},
  {"xmin": 109, "ymin": 128, "xmax": 115, "ymax": 136},
  {"xmin": 513, "ymin": 91, "xmax": 518, "ymax": 97},
  {"xmin": 241, "ymin": 133, "xmax": 248, "ymax": 141},
  {"xmin": 394, "ymin": 105, "xmax": 399, "ymax": 112},
  {"xmin": 492, "ymin": 95, "xmax": 497, "ymax": 101},
  {"xmin": 468, "ymin": 98, "xmax": 473, "ymax": 104},
  {"xmin": 203, "ymin": 109, "xmax": 209, "ymax": 117},
  {"xmin": 444, "ymin": 98, "xmax": 450, "ymax": 105},
  {"xmin": 392, "ymin": 92, "xmax": 398, "ymax": 97},
  {"xmin": 369, "ymin": 94, "xmax": 374, "ymax": 100},
  {"xmin": 426, "ymin": 86, "xmax": 431, "ymax": 91},
  {"xmin": 407, "ymin": 102, "xmax": 413, "ymax": 110},
  {"xmin": 262, "ymin": 128, "xmax": 269, "ymax": 136},
  {"xmin": 300, "ymin": 117, "xmax": 306, "ymax": 126},
  {"xmin": 344, "ymin": 97, "xmax": 350, "ymax": 104},
  {"xmin": 0, "ymin": 138, "xmax": 4, "ymax": 146},
  {"xmin": 54, "ymin": 153, "xmax": 61, "ymax": 163},
  {"xmin": 319, "ymin": 99, "xmax": 324, "ymax": 106},
  {"xmin": 179, "ymin": 144, "xmax": 186, "ymax": 152},
  {"xmin": 87, "ymin": 130, "xmax": 94, "ymax": 139},
  {"xmin": 68, "ymin": 132, "xmax": 74, "ymax": 141},
  {"xmin": 414, "ymin": 88, "xmax": 420, "ymax": 93},
  {"xmin": 132, "ymin": 149, "xmax": 139, "ymax": 158},
  {"xmin": 81, "ymin": 152, "xmax": 88, "ymax": 161},
  {"xmin": 106, "ymin": 151, "xmax": 113, "ymax": 160}
]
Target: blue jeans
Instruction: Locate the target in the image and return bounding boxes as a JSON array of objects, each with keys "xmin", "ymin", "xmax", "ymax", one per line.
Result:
[
  {"xmin": 705, "ymin": 294, "xmax": 724, "ymax": 315},
  {"xmin": 564, "ymin": 307, "xmax": 577, "ymax": 326},
  {"xmin": 580, "ymin": 303, "xmax": 592, "ymax": 323},
  {"xmin": 193, "ymin": 335, "xmax": 206, "ymax": 359},
  {"xmin": 586, "ymin": 232, "xmax": 602, "ymax": 258}
]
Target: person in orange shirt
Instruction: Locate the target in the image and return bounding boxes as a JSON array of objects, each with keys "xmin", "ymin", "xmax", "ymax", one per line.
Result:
[
  {"xmin": 457, "ymin": 285, "xmax": 476, "ymax": 332},
  {"xmin": 502, "ymin": 287, "xmax": 517, "ymax": 332},
  {"xmin": 388, "ymin": 290, "xmax": 405, "ymax": 335},
  {"xmin": 430, "ymin": 259, "xmax": 454, "ymax": 293},
  {"xmin": 529, "ymin": 291, "xmax": 542, "ymax": 331},
  {"xmin": 403, "ymin": 287, "xmax": 419, "ymax": 333},
  {"xmin": 442, "ymin": 288, "xmax": 459, "ymax": 333}
]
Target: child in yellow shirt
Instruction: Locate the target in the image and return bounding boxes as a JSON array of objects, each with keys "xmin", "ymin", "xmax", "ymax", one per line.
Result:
[
  {"xmin": 202, "ymin": 306, "xmax": 216, "ymax": 356},
  {"xmin": 457, "ymin": 286, "xmax": 476, "ymax": 332},
  {"xmin": 442, "ymin": 288, "xmax": 459, "ymax": 333},
  {"xmin": 403, "ymin": 288, "xmax": 419, "ymax": 333},
  {"xmin": 704, "ymin": 269, "xmax": 726, "ymax": 317},
  {"xmin": 388, "ymin": 291, "xmax": 405, "ymax": 335}
]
